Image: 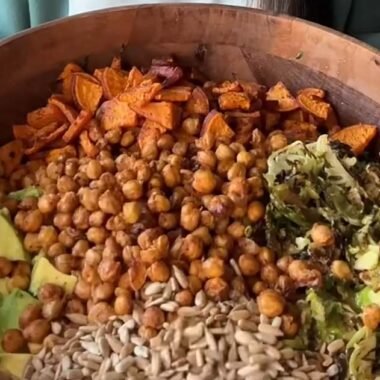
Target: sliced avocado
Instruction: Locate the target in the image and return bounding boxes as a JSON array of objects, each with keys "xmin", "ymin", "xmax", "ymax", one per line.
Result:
[
  {"xmin": 0, "ymin": 289, "xmax": 38, "ymax": 338},
  {"xmin": 0, "ymin": 353, "xmax": 32, "ymax": 378},
  {"xmin": 29, "ymin": 256, "xmax": 77, "ymax": 296},
  {"xmin": 0, "ymin": 214, "xmax": 30, "ymax": 262},
  {"xmin": 0, "ymin": 279, "xmax": 10, "ymax": 296}
]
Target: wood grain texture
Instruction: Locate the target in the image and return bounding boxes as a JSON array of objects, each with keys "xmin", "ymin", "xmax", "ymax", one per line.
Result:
[{"xmin": 0, "ymin": 4, "xmax": 379, "ymax": 143}]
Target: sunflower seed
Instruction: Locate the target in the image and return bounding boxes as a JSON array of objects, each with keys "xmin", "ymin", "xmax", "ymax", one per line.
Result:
[
  {"xmin": 234, "ymin": 330, "xmax": 254, "ymax": 345},
  {"xmin": 327, "ymin": 339, "xmax": 344, "ymax": 354},
  {"xmin": 105, "ymin": 334, "xmax": 123, "ymax": 354},
  {"xmin": 258, "ymin": 323, "xmax": 283, "ymax": 337},
  {"xmin": 144, "ymin": 282, "xmax": 166, "ymax": 296},
  {"xmin": 160, "ymin": 301, "xmax": 179, "ymax": 312},
  {"xmin": 80, "ymin": 341, "xmax": 100, "ymax": 355}
]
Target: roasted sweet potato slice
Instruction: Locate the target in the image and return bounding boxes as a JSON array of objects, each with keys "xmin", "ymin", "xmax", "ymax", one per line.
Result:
[
  {"xmin": 331, "ymin": 124, "xmax": 378, "ymax": 155},
  {"xmin": 297, "ymin": 88, "xmax": 325, "ymax": 99},
  {"xmin": 79, "ymin": 130, "xmax": 99, "ymax": 158},
  {"xmin": 186, "ymin": 87, "xmax": 210, "ymax": 115},
  {"xmin": 154, "ymin": 86, "xmax": 192, "ymax": 102},
  {"xmin": 97, "ymin": 99, "xmax": 138, "ymax": 130},
  {"xmin": 26, "ymin": 104, "xmax": 66, "ymax": 129},
  {"xmin": 197, "ymin": 110, "xmax": 235, "ymax": 150},
  {"xmin": 93, "ymin": 68, "xmax": 105, "ymax": 82},
  {"xmin": 62, "ymin": 110, "xmax": 92, "ymax": 143},
  {"xmin": 102, "ymin": 67, "xmax": 128, "ymax": 100},
  {"xmin": 46, "ymin": 145, "xmax": 77, "ymax": 163},
  {"xmin": 72, "ymin": 73, "xmax": 103, "ymax": 114},
  {"xmin": 125, "ymin": 67, "xmax": 144, "ymax": 88},
  {"xmin": 58, "ymin": 63, "xmax": 83, "ymax": 102},
  {"xmin": 218, "ymin": 92, "xmax": 251, "ymax": 111},
  {"xmin": 118, "ymin": 83, "xmax": 162, "ymax": 107},
  {"xmin": 212, "ymin": 81, "xmax": 242, "ymax": 95},
  {"xmin": 283, "ymin": 120, "xmax": 318, "ymax": 142},
  {"xmin": 48, "ymin": 97, "xmax": 78, "ymax": 123},
  {"xmin": 25, "ymin": 123, "xmax": 68, "ymax": 155},
  {"xmin": 0, "ymin": 140, "xmax": 23, "ymax": 175},
  {"xmin": 239, "ymin": 81, "xmax": 266, "ymax": 99},
  {"xmin": 138, "ymin": 121, "xmax": 162, "ymax": 159},
  {"xmin": 12, "ymin": 124, "xmax": 35, "ymax": 141},
  {"xmin": 297, "ymin": 92, "xmax": 331, "ymax": 120},
  {"xmin": 131, "ymin": 101, "xmax": 182, "ymax": 130},
  {"xmin": 266, "ymin": 82, "xmax": 298, "ymax": 112}
]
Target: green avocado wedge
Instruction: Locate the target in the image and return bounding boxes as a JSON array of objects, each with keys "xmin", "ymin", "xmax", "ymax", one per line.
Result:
[
  {"xmin": 0, "ymin": 214, "xmax": 30, "ymax": 262},
  {"xmin": 0, "ymin": 353, "xmax": 32, "ymax": 378}
]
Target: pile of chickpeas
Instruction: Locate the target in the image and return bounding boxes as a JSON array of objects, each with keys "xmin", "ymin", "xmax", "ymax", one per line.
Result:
[{"xmin": 0, "ymin": 71, "xmax": 343, "ymax": 352}]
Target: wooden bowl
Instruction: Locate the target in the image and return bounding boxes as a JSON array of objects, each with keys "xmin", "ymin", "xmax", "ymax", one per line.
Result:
[{"xmin": 0, "ymin": 4, "xmax": 379, "ymax": 144}]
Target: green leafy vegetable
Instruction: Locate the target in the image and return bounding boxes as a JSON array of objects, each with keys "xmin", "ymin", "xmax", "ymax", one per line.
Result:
[
  {"xmin": 356, "ymin": 287, "xmax": 380, "ymax": 309},
  {"xmin": 7, "ymin": 186, "xmax": 42, "ymax": 201}
]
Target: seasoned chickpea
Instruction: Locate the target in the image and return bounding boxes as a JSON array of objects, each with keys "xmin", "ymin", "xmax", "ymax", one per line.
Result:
[
  {"xmin": 47, "ymin": 242, "xmax": 65, "ymax": 258},
  {"xmin": 120, "ymin": 130, "xmax": 136, "ymax": 147},
  {"xmin": 200, "ymin": 210, "xmax": 215, "ymax": 229},
  {"xmin": 87, "ymin": 226, "xmax": 108, "ymax": 244},
  {"xmin": 85, "ymin": 159, "xmax": 103, "ymax": 179},
  {"xmin": 142, "ymin": 307, "xmax": 165, "ymax": 329},
  {"xmin": 266, "ymin": 131, "xmax": 288, "ymax": 152},
  {"xmin": 362, "ymin": 305, "xmax": 380, "ymax": 330},
  {"xmin": 59, "ymin": 229, "xmax": 82, "ymax": 250},
  {"xmin": 207, "ymin": 195, "xmax": 233, "ymax": 218},
  {"xmin": 79, "ymin": 188, "xmax": 101, "ymax": 211},
  {"xmin": 180, "ymin": 203, "xmax": 200, "ymax": 231},
  {"xmin": 157, "ymin": 134, "xmax": 175, "ymax": 150},
  {"xmin": 258, "ymin": 247, "xmax": 275, "ymax": 265},
  {"xmin": 147, "ymin": 261, "xmax": 171, "ymax": 283},
  {"xmin": 2, "ymin": 329, "xmax": 26, "ymax": 353},
  {"xmin": 158, "ymin": 212, "xmax": 178, "ymax": 230},
  {"xmin": 98, "ymin": 190, "xmax": 122, "ymax": 215},
  {"xmin": 87, "ymin": 210, "xmax": 105, "ymax": 227},
  {"xmin": 214, "ymin": 233, "xmax": 233, "ymax": 250},
  {"xmin": 38, "ymin": 226, "xmax": 58, "ymax": 250},
  {"xmin": 57, "ymin": 175, "xmax": 78, "ymax": 193},
  {"xmin": 204, "ymin": 278, "xmax": 229, "ymax": 301},
  {"xmin": 282, "ymin": 313, "xmax": 299, "ymax": 337},
  {"xmin": 252, "ymin": 128, "xmax": 265, "ymax": 148},
  {"xmin": 215, "ymin": 144, "xmax": 235, "ymax": 161},
  {"xmin": 74, "ymin": 278, "xmax": 92, "ymax": 300},
  {"xmin": 14, "ymin": 209, "xmax": 43, "ymax": 233},
  {"xmin": 261, "ymin": 264, "xmax": 280, "ymax": 286},
  {"xmin": 192, "ymin": 169, "xmax": 217, "ymax": 194},
  {"xmin": 162, "ymin": 164, "xmax": 181, "ymax": 188},
  {"xmin": 93, "ymin": 282, "xmax": 115, "ymax": 302},
  {"xmin": 275, "ymin": 275, "xmax": 294, "ymax": 296},
  {"xmin": 0, "ymin": 257, "xmax": 12, "ymax": 278},
  {"xmin": 53, "ymin": 213, "xmax": 72, "ymax": 229},
  {"xmin": 121, "ymin": 179, "xmax": 142, "ymax": 200},
  {"xmin": 226, "ymin": 177, "xmax": 249, "ymax": 205},
  {"xmin": 42, "ymin": 298, "xmax": 65, "ymax": 320},
  {"xmin": 189, "ymin": 260, "xmax": 204, "ymax": 278},
  {"xmin": 277, "ymin": 256, "xmax": 293, "ymax": 273},
  {"xmin": 85, "ymin": 247, "xmax": 102, "ymax": 266},
  {"xmin": 236, "ymin": 151, "xmax": 255, "ymax": 168},
  {"xmin": 188, "ymin": 275, "xmax": 203, "ymax": 294},
  {"xmin": 231, "ymin": 277, "xmax": 246, "ymax": 296},
  {"xmin": 202, "ymin": 257, "xmax": 225, "ymax": 278},
  {"xmin": 114, "ymin": 294, "xmax": 133, "ymax": 315},
  {"xmin": 217, "ymin": 159, "xmax": 235, "ymax": 176},
  {"xmin": 46, "ymin": 162, "xmax": 64, "ymax": 180},
  {"xmin": 122, "ymin": 202, "xmax": 142, "ymax": 224},
  {"xmin": 192, "ymin": 226, "xmax": 212, "ymax": 246},
  {"xmin": 208, "ymin": 246, "xmax": 228, "ymax": 260},
  {"xmin": 71, "ymin": 207, "xmax": 89, "ymax": 230},
  {"xmin": 38, "ymin": 283, "xmax": 64, "ymax": 303},
  {"xmin": 252, "ymin": 281, "xmax": 268, "ymax": 295},
  {"xmin": 54, "ymin": 254, "xmax": 74, "ymax": 274},
  {"xmin": 147, "ymin": 192, "xmax": 170, "ymax": 213},
  {"xmin": 19, "ymin": 303, "xmax": 42, "ymax": 329},
  {"xmin": 247, "ymin": 201, "xmax": 265, "ymax": 223},
  {"xmin": 257, "ymin": 289, "xmax": 286, "ymax": 317},
  {"xmin": 9, "ymin": 275, "xmax": 30, "ymax": 290},
  {"xmin": 197, "ymin": 151, "xmax": 217, "ymax": 169},
  {"xmin": 288, "ymin": 260, "xmax": 322, "ymax": 288},
  {"xmin": 182, "ymin": 117, "xmax": 200, "ymax": 135},
  {"xmin": 238, "ymin": 254, "xmax": 260, "ymax": 276},
  {"xmin": 310, "ymin": 223, "xmax": 335, "ymax": 247},
  {"xmin": 175, "ymin": 290, "xmax": 194, "ymax": 306},
  {"xmin": 72, "ymin": 239, "xmax": 90, "ymax": 258},
  {"xmin": 227, "ymin": 221, "xmax": 245, "ymax": 239},
  {"xmin": 66, "ymin": 299, "xmax": 85, "ymax": 314},
  {"xmin": 64, "ymin": 159, "xmax": 79, "ymax": 177},
  {"xmin": 180, "ymin": 234, "xmax": 204, "ymax": 261},
  {"xmin": 227, "ymin": 163, "xmax": 246, "ymax": 181},
  {"xmin": 88, "ymin": 302, "xmax": 115, "ymax": 324},
  {"xmin": 12, "ymin": 262, "xmax": 31, "ymax": 277},
  {"xmin": 331, "ymin": 260, "xmax": 353, "ymax": 281},
  {"xmin": 57, "ymin": 192, "xmax": 78, "ymax": 213},
  {"xmin": 37, "ymin": 193, "xmax": 58, "ymax": 214},
  {"xmin": 81, "ymin": 264, "xmax": 100, "ymax": 285},
  {"xmin": 138, "ymin": 326, "xmax": 157, "ymax": 340},
  {"xmin": 98, "ymin": 258, "xmax": 121, "ymax": 283}
]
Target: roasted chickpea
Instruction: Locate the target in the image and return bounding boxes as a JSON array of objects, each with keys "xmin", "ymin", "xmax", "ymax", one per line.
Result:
[
  {"xmin": 260, "ymin": 264, "xmax": 279, "ymax": 286},
  {"xmin": 59, "ymin": 228, "xmax": 81, "ymax": 248},
  {"xmin": 147, "ymin": 261, "xmax": 171, "ymax": 283},
  {"xmin": 47, "ymin": 242, "xmax": 65, "ymax": 258},
  {"xmin": 138, "ymin": 326, "xmax": 157, "ymax": 340},
  {"xmin": 98, "ymin": 258, "xmax": 121, "ymax": 283},
  {"xmin": 157, "ymin": 134, "xmax": 175, "ymax": 150},
  {"xmin": 0, "ymin": 257, "xmax": 12, "ymax": 278},
  {"xmin": 158, "ymin": 212, "xmax": 178, "ymax": 230},
  {"xmin": 88, "ymin": 302, "xmax": 115, "ymax": 324},
  {"xmin": 282, "ymin": 313, "xmax": 299, "ymax": 337},
  {"xmin": 66, "ymin": 299, "xmax": 85, "ymax": 314},
  {"xmin": 38, "ymin": 283, "xmax": 64, "ymax": 303},
  {"xmin": 180, "ymin": 203, "xmax": 200, "ymax": 231},
  {"xmin": 172, "ymin": 141, "xmax": 188, "ymax": 156},
  {"xmin": 214, "ymin": 233, "xmax": 233, "ymax": 250},
  {"xmin": 252, "ymin": 280, "xmax": 268, "ymax": 295},
  {"xmin": 188, "ymin": 275, "xmax": 203, "ymax": 294},
  {"xmin": 204, "ymin": 278, "xmax": 230, "ymax": 301},
  {"xmin": 42, "ymin": 298, "xmax": 65, "ymax": 320},
  {"xmin": 197, "ymin": 151, "xmax": 217, "ymax": 169},
  {"xmin": 236, "ymin": 151, "xmax": 255, "ymax": 168},
  {"xmin": 257, "ymin": 289, "xmax": 286, "ymax": 318},
  {"xmin": 252, "ymin": 128, "xmax": 265, "ymax": 148},
  {"xmin": 266, "ymin": 131, "xmax": 288, "ymax": 152},
  {"xmin": 86, "ymin": 226, "xmax": 108, "ymax": 244},
  {"xmin": 54, "ymin": 254, "xmax": 74, "ymax": 274},
  {"xmin": 57, "ymin": 175, "xmax": 78, "ymax": 193},
  {"xmin": 114, "ymin": 294, "xmax": 133, "ymax": 315},
  {"xmin": 86, "ymin": 159, "xmax": 103, "ymax": 180},
  {"xmin": 79, "ymin": 188, "xmax": 101, "ymax": 211},
  {"xmin": 57, "ymin": 192, "xmax": 78, "ymax": 214},
  {"xmin": 64, "ymin": 159, "xmax": 79, "ymax": 177},
  {"xmin": 192, "ymin": 169, "xmax": 217, "ymax": 194},
  {"xmin": 19, "ymin": 303, "xmax": 42, "ymax": 329},
  {"xmin": 120, "ymin": 130, "xmax": 136, "ymax": 147},
  {"xmin": 93, "ymin": 282, "xmax": 115, "ymax": 302},
  {"xmin": 12, "ymin": 262, "xmax": 30, "ymax": 278},
  {"xmin": 175, "ymin": 290, "xmax": 194, "ymax": 306},
  {"xmin": 227, "ymin": 163, "xmax": 246, "ymax": 181},
  {"xmin": 331, "ymin": 260, "xmax": 353, "ymax": 281},
  {"xmin": 82, "ymin": 264, "xmax": 100, "ymax": 285},
  {"xmin": 258, "ymin": 247, "xmax": 275, "ymax": 265},
  {"xmin": 180, "ymin": 234, "xmax": 204, "ymax": 261},
  {"xmin": 275, "ymin": 275, "xmax": 294, "ymax": 296},
  {"xmin": 37, "ymin": 194, "xmax": 58, "ymax": 214},
  {"xmin": 247, "ymin": 201, "xmax": 265, "ymax": 223},
  {"xmin": 2, "ymin": 329, "xmax": 26, "ymax": 353},
  {"xmin": 98, "ymin": 190, "xmax": 122, "ymax": 215},
  {"xmin": 136, "ymin": 162, "xmax": 152, "ymax": 183},
  {"xmin": 202, "ymin": 257, "xmax": 225, "ymax": 278},
  {"xmin": 53, "ymin": 213, "xmax": 72, "ymax": 229},
  {"xmin": 38, "ymin": 226, "xmax": 58, "ymax": 250},
  {"xmin": 277, "ymin": 256, "xmax": 293, "ymax": 273},
  {"xmin": 208, "ymin": 246, "xmax": 228, "ymax": 260},
  {"xmin": 9, "ymin": 275, "xmax": 29, "ymax": 290},
  {"xmin": 215, "ymin": 144, "xmax": 235, "ymax": 161},
  {"xmin": 74, "ymin": 277, "xmax": 92, "ymax": 300},
  {"xmin": 288, "ymin": 260, "xmax": 323, "ymax": 288},
  {"xmin": 362, "ymin": 305, "xmax": 380, "ymax": 330},
  {"xmin": 192, "ymin": 226, "xmax": 212, "ymax": 246},
  {"xmin": 162, "ymin": 164, "xmax": 181, "ymax": 188},
  {"xmin": 207, "ymin": 195, "xmax": 233, "ymax": 218},
  {"xmin": 226, "ymin": 177, "xmax": 249, "ymax": 205},
  {"xmin": 86, "ymin": 210, "xmax": 105, "ymax": 228},
  {"xmin": 46, "ymin": 162, "xmax": 64, "ymax": 180},
  {"xmin": 238, "ymin": 254, "xmax": 260, "ymax": 276},
  {"xmin": 227, "ymin": 221, "xmax": 245, "ymax": 239},
  {"xmin": 72, "ymin": 239, "xmax": 89, "ymax": 258},
  {"xmin": 182, "ymin": 116, "xmax": 200, "ymax": 135},
  {"xmin": 14, "ymin": 209, "xmax": 43, "ymax": 233},
  {"xmin": 142, "ymin": 307, "xmax": 165, "ymax": 329},
  {"xmin": 310, "ymin": 223, "xmax": 335, "ymax": 247},
  {"xmin": 122, "ymin": 202, "xmax": 142, "ymax": 224},
  {"xmin": 99, "ymin": 152, "xmax": 116, "ymax": 173},
  {"xmin": 200, "ymin": 210, "xmax": 215, "ymax": 229},
  {"xmin": 147, "ymin": 192, "xmax": 170, "ymax": 213}
]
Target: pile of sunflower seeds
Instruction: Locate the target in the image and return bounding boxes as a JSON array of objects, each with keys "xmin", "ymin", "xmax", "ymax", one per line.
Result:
[{"xmin": 23, "ymin": 295, "xmax": 344, "ymax": 380}]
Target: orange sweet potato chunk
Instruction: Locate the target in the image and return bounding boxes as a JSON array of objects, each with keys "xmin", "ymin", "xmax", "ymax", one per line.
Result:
[
  {"xmin": 331, "ymin": 124, "xmax": 377, "ymax": 155},
  {"xmin": 26, "ymin": 104, "xmax": 66, "ymax": 129},
  {"xmin": 186, "ymin": 87, "xmax": 209, "ymax": 115},
  {"xmin": 297, "ymin": 93, "xmax": 331, "ymax": 120},
  {"xmin": 12, "ymin": 124, "xmax": 35, "ymax": 141},
  {"xmin": 62, "ymin": 110, "xmax": 92, "ymax": 143},
  {"xmin": 101, "ymin": 67, "xmax": 128, "ymax": 100},
  {"xmin": 218, "ymin": 92, "xmax": 251, "ymax": 111},
  {"xmin": 118, "ymin": 83, "xmax": 162, "ymax": 107},
  {"xmin": 46, "ymin": 145, "xmax": 77, "ymax": 163},
  {"xmin": 283, "ymin": 120, "xmax": 318, "ymax": 142},
  {"xmin": 79, "ymin": 130, "xmax": 99, "ymax": 158},
  {"xmin": 297, "ymin": 88, "xmax": 326, "ymax": 99},
  {"xmin": 266, "ymin": 82, "xmax": 298, "ymax": 112},
  {"xmin": 58, "ymin": 63, "xmax": 83, "ymax": 102},
  {"xmin": 154, "ymin": 86, "xmax": 192, "ymax": 102},
  {"xmin": 131, "ymin": 101, "xmax": 182, "ymax": 130},
  {"xmin": 97, "ymin": 99, "xmax": 138, "ymax": 130},
  {"xmin": 0, "ymin": 140, "xmax": 24, "ymax": 175},
  {"xmin": 125, "ymin": 67, "xmax": 144, "ymax": 88},
  {"xmin": 72, "ymin": 73, "xmax": 103, "ymax": 114},
  {"xmin": 48, "ymin": 96, "xmax": 78, "ymax": 123}
]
